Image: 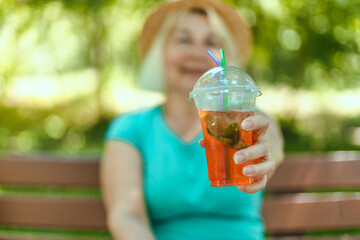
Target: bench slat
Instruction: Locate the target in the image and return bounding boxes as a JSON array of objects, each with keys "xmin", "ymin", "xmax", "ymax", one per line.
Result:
[
  {"xmin": 0, "ymin": 196, "xmax": 107, "ymax": 229},
  {"xmin": 0, "ymin": 155, "xmax": 99, "ymax": 187},
  {"xmin": 267, "ymin": 152, "xmax": 360, "ymax": 192},
  {"xmin": 1, "ymin": 152, "xmax": 359, "ymax": 191},
  {"xmin": 263, "ymin": 193, "xmax": 360, "ymax": 234},
  {"xmin": 1, "ymin": 193, "xmax": 359, "ymax": 234},
  {"xmin": 2, "ymin": 153, "xmax": 360, "ymax": 191}
]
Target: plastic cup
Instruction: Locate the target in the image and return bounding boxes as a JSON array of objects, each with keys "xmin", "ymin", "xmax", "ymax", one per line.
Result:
[{"xmin": 189, "ymin": 66, "xmax": 262, "ymax": 187}]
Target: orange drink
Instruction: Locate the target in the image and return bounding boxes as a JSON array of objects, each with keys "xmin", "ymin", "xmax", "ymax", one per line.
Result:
[
  {"xmin": 199, "ymin": 110, "xmax": 262, "ymax": 187},
  {"xmin": 189, "ymin": 65, "xmax": 261, "ymax": 187}
]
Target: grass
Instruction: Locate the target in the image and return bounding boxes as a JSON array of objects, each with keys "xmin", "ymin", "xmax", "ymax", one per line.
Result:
[
  {"xmin": 305, "ymin": 229, "xmax": 360, "ymax": 237},
  {"xmin": 0, "ymin": 225, "xmax": 111, "ymax": 239},
  {"xmin": 0, "ymin": 185, "xmax": 102, "ymax": 198}
]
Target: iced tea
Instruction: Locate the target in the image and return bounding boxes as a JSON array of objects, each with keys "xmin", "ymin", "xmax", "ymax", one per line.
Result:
[{"xmin": 199, "ymin": 110, "xmax": 262, "ymax": 187}]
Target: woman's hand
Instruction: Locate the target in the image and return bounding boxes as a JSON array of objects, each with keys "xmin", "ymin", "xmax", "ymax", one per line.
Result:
[
  {"xmin": 232, "ymin": 113, "xmax": 275, "ymax": 193},
  {"xmin": 198, "ymin": 112, "xmax": 284, "ymax": 194}
]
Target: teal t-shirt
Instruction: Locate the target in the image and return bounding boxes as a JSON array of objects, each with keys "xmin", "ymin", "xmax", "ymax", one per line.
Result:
[{"xmin": 105, "ymin": 105, "xmax": 265, "ymax": 240}]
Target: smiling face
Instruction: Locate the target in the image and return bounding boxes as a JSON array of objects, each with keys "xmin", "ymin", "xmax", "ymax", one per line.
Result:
[{"xmin": 163, "ymin": 12, "xmax": 222, "ymax": 94}]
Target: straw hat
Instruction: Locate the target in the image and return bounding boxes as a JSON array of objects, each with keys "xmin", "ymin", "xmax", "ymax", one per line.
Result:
[{"xmin": 138, "ymin": 0, "xmax": 253, "ymax": 66}]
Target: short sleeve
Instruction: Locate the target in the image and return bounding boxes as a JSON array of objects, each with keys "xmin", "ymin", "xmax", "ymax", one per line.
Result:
[{"xmin": 104, "ymin": 114, "xmax": 142, "ymax": 151}]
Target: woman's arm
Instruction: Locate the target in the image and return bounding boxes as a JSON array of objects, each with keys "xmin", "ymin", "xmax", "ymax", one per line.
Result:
[{"xmin": 100, "ymin": 141, "xmax": 155, "ymax": 240}]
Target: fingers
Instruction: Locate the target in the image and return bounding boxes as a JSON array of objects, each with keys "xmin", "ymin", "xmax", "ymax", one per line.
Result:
[
  {"xmin": 241, "ymin": 114, "xmax": 269, "ymax": 132},
  {"xmin": 198, "ymin": 139, "xmax": 205, "ymax": 148},
  {"xmin": 237, "ymin": 175, "xmax": 267, "ymax": 193},
  {"xmin": 242, "ymin": 154, "xmax": 275, "ymax": 177},
  {"xmin": 233, "ymin": 141, "xmax": 268, "ymax": 164},
  {"xmin": 233, "ymin": 138, "xmax": 276, "ymax": 181}
]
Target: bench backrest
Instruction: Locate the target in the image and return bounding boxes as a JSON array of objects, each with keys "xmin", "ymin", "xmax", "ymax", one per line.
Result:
[
  {"xmin": 0, "ymin": 152, "xmax": 359, "ymax": 239},
  {"xmin": 264, "ymin": 152, "xmax": 360, "ymax": 237}
]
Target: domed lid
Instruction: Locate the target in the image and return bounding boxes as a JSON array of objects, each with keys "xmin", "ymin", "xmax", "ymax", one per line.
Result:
[{"xmin": 189, "ymin": 66, "xmax": 261, "ymax": 102}]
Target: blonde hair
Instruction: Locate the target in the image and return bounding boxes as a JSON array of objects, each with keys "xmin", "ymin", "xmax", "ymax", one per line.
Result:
[{"xmin": 138, "ymin": 8, "xmax": 241, "ymax": 92}]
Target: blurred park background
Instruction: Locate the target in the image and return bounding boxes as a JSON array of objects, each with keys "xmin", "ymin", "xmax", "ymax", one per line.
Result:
[{"xmin": 1, "ymin": 0, "xmax": 360, "ymax": 154}]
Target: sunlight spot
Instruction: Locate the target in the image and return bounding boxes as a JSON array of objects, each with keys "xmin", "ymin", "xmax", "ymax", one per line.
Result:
[
  {"xmin": 350, "ymin": 54, "xmax": 360, "ymax": 72},
  {"xmin": 350, "ymin": 128, "xmax": 360, "ymax": 146},
  {"xmin": 65, "ymin": 129, "xmax": 85, "ymax": 150},
  {"xmin": 290, "ymin": 0, "xmax": 304, "ymax": 9},
  {"xmin": 333, "ymin": 25, "xmax": 351, "ymax": 44},
  {"xmin": 334, "ymin": 0, "xmax": 348, "ymax": 8},
  {"xmin": 0, "ymin": 24, "xmax": 14, "ymax": 51},
  {"xmin": 8, "ymin": 75, "xmax": 60, "ymax": 103},
  {"xmin": 16, "ymin": 131, "xmax": 34, "ymax": 151},
  {"xmin": 101, "ymin": 78, "xmax": 164, "ymax": 113},
  {"xmin": 332, "ymin": 92, "xmax": 360, "ymax": 114},
  {"xmin": 43, "ymin": 1, "xmax": 62, "ymax": 21},
  {"xmin": 5, "ymin": 68, "xmax": 98, "ymax": 107},
  {"xmin": 258, "ymin": 0, "xmax": 283, "ymax": 19},
  {"xmin": 238, "ymin": 8, "xmax": 256, "ymax": 26},
  {"xmin": 310, "ymin": 15, "xmax": 329, "ymax": 34},
  {"xmin": 17, "ymin": 27, "xmax": 39, "ymax": 53},
  {"xmin": 257, "ymin": 86, "xmax": 360, "ymax": 118},
  {"xmin": 44, "ymin": 115, "xmax": 66, "ymax": 139},
  {"xmin": 62, "ymin": 68, "xmax": 99, "ymax": 100},
  {"xmin": 0, "ymin": 76, "xmax": 5, "ymax": 95},
  {"xmin": 278, "ymin": 27, "xmax": 301, "ymax": 51}
]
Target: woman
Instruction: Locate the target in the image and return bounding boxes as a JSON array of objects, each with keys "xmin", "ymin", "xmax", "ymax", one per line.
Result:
[{"xmin": 100, "ymin": 0, "xmax": 284, "ymax": 239}]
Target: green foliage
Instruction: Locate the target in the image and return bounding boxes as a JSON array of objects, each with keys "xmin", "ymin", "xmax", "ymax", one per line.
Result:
[
  {"xmin": 233, "ymin": 0, "xmax": 360, "ymax": 90},
  {"xmin": 279, "ymin": 113, "xmax": 360, "ymax": 152},
  {"xmin": 0, "ymin": 106, "xmax": 110, "ymax": 151},
  {"xmin": 0, "ymin": 0, "xmax": 359, "ymax": 152}
]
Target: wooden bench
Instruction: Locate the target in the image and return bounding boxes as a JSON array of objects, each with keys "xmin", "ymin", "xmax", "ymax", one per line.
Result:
[{"xmin": 0, "ymin": 151, "xmax": 359, "ymax": 239}]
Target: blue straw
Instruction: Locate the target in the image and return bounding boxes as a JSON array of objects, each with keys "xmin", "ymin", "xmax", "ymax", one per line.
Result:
[{"xmin": 207, "ymin": 50, "xmax": 221, "ymax": 67}]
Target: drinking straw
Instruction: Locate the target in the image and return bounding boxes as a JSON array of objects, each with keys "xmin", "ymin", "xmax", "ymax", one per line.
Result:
[
  {"xmin": 220, "ymin": 49, "xmax": 228, "ymax": 111},
  {"xmin": 207, "ymin": 50, "xmax": 231, "ymax": 184},
  {"xmin": 207, "ymin": 50, "xmax": 221, "ymax": 67},
  {"xmin": 207, "ymin": 50, "xmax": 224, "ymax": 110},
  {"xmin": 220, "ymin": 49, "xmax": 226, "ymax": 68},
  {"xmin": 219, "ymin": 49, "xmax": 231, "ymax": 184}
]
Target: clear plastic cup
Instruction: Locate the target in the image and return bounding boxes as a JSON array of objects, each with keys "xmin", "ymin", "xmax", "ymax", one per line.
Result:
[{"xmin": 189, "ymin": 66, "xmax": 262, "ymax": 187}]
